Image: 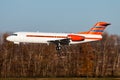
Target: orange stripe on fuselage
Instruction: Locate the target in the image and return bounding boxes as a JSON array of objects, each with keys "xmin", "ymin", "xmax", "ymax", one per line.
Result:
[
  {"xmin": 26, "ymin": 35, "xmax": 102, "ymax": 41},
  {"xmin": 27, "ymin": 35, "xmax": 67, "ymax": 38}
]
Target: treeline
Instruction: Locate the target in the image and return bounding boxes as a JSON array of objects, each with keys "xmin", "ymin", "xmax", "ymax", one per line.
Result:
[{"xmin": 0, "ymin": 32, "xmax": 120, "ymax": 77}]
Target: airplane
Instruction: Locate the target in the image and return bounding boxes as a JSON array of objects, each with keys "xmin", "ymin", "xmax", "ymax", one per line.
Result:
[{"xmin": 6, "ymin": 22, "xmax": 111, "ymax": 51}]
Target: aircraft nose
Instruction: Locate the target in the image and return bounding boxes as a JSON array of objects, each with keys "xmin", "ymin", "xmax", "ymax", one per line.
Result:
[{"xmin": 6, "ymin": 36, "xmax": 12, "ymax": 41}]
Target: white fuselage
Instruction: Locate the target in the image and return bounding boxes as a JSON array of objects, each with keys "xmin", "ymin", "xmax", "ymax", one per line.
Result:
[{"xmin": 6, "ymin": 32, "xmax": 102, "ymax": 45}]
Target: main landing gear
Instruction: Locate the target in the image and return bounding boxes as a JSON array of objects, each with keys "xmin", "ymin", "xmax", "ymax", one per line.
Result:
[
  {"xmin": 56, "ymin": 43, "xmax": 62, "ymax": 51},
  {"xmin": 55, "ymin": 43, "xmax": 62, "ymax": 56},
  {"xmin": 49, "ymin": 38, "xmax": 70, "ymax": 57},
  {"xmin": 55, "ymin": 43, "xmax": 66, "ymax": 57}
]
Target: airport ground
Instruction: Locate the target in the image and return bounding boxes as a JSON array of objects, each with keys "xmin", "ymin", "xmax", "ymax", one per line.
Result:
[{"xmin": 0, "ymin": 78, "xmax": 120, "ymax": 80}]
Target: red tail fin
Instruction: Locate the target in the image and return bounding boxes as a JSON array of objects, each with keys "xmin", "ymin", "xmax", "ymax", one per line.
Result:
[{"xmin": 79, "ymin": 22, "xmax": 111, "ymax": 35}]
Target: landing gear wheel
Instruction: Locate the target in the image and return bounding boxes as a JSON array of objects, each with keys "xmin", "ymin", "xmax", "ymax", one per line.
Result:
[
  {"xmin": 56, "ymin": 43, "xmax": 62, "ymax": 51},
  {"xmin": 56, "ymin": 44, "xmax": 62, "ymax": 56},
  {"xmin": 56, "ymin": 46, "xmax": 62, "ymax": 50}
]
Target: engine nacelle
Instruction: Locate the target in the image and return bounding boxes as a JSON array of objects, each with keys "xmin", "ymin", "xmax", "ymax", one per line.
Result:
[{"xmin": 68, "ymin": 34, "xmax": 85, "ymax": 41}]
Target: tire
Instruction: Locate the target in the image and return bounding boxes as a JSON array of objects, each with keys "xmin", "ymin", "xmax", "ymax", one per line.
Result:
[{"xmin": 56, "ymin": 46, "xmax": 61, "ymax": 50}]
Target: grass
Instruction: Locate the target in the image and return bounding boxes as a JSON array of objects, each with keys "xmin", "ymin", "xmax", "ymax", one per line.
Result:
[{"xmin": 0, "ymin": 78, "xmax": 119, "ymax": 80}]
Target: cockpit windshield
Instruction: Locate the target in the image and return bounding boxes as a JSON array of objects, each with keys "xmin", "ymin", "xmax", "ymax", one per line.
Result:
[{"xmin": 11, "ymin": 34, "xmax": 17, "ymax": 36}]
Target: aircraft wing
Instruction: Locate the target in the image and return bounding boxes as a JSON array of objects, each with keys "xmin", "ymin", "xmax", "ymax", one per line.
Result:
[{"xmin": 48, "ymin": 38, "xmax": 70, "ymax": 45}]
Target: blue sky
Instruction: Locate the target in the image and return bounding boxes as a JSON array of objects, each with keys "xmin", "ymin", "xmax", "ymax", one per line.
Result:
[{"xmin": 0, "ymin": 0, "xmax": 120, "ymax": 34}]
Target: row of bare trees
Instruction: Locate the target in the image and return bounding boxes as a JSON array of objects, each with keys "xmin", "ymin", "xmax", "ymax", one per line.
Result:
[{"xmin": 0, "ymin": 32, "xmax": 119, "ymax": 77}]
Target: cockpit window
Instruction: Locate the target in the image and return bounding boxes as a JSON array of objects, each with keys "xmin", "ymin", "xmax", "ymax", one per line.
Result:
[{"xmin": 12, "ymin": 34, "xmax": 17, "ymax": 36}]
